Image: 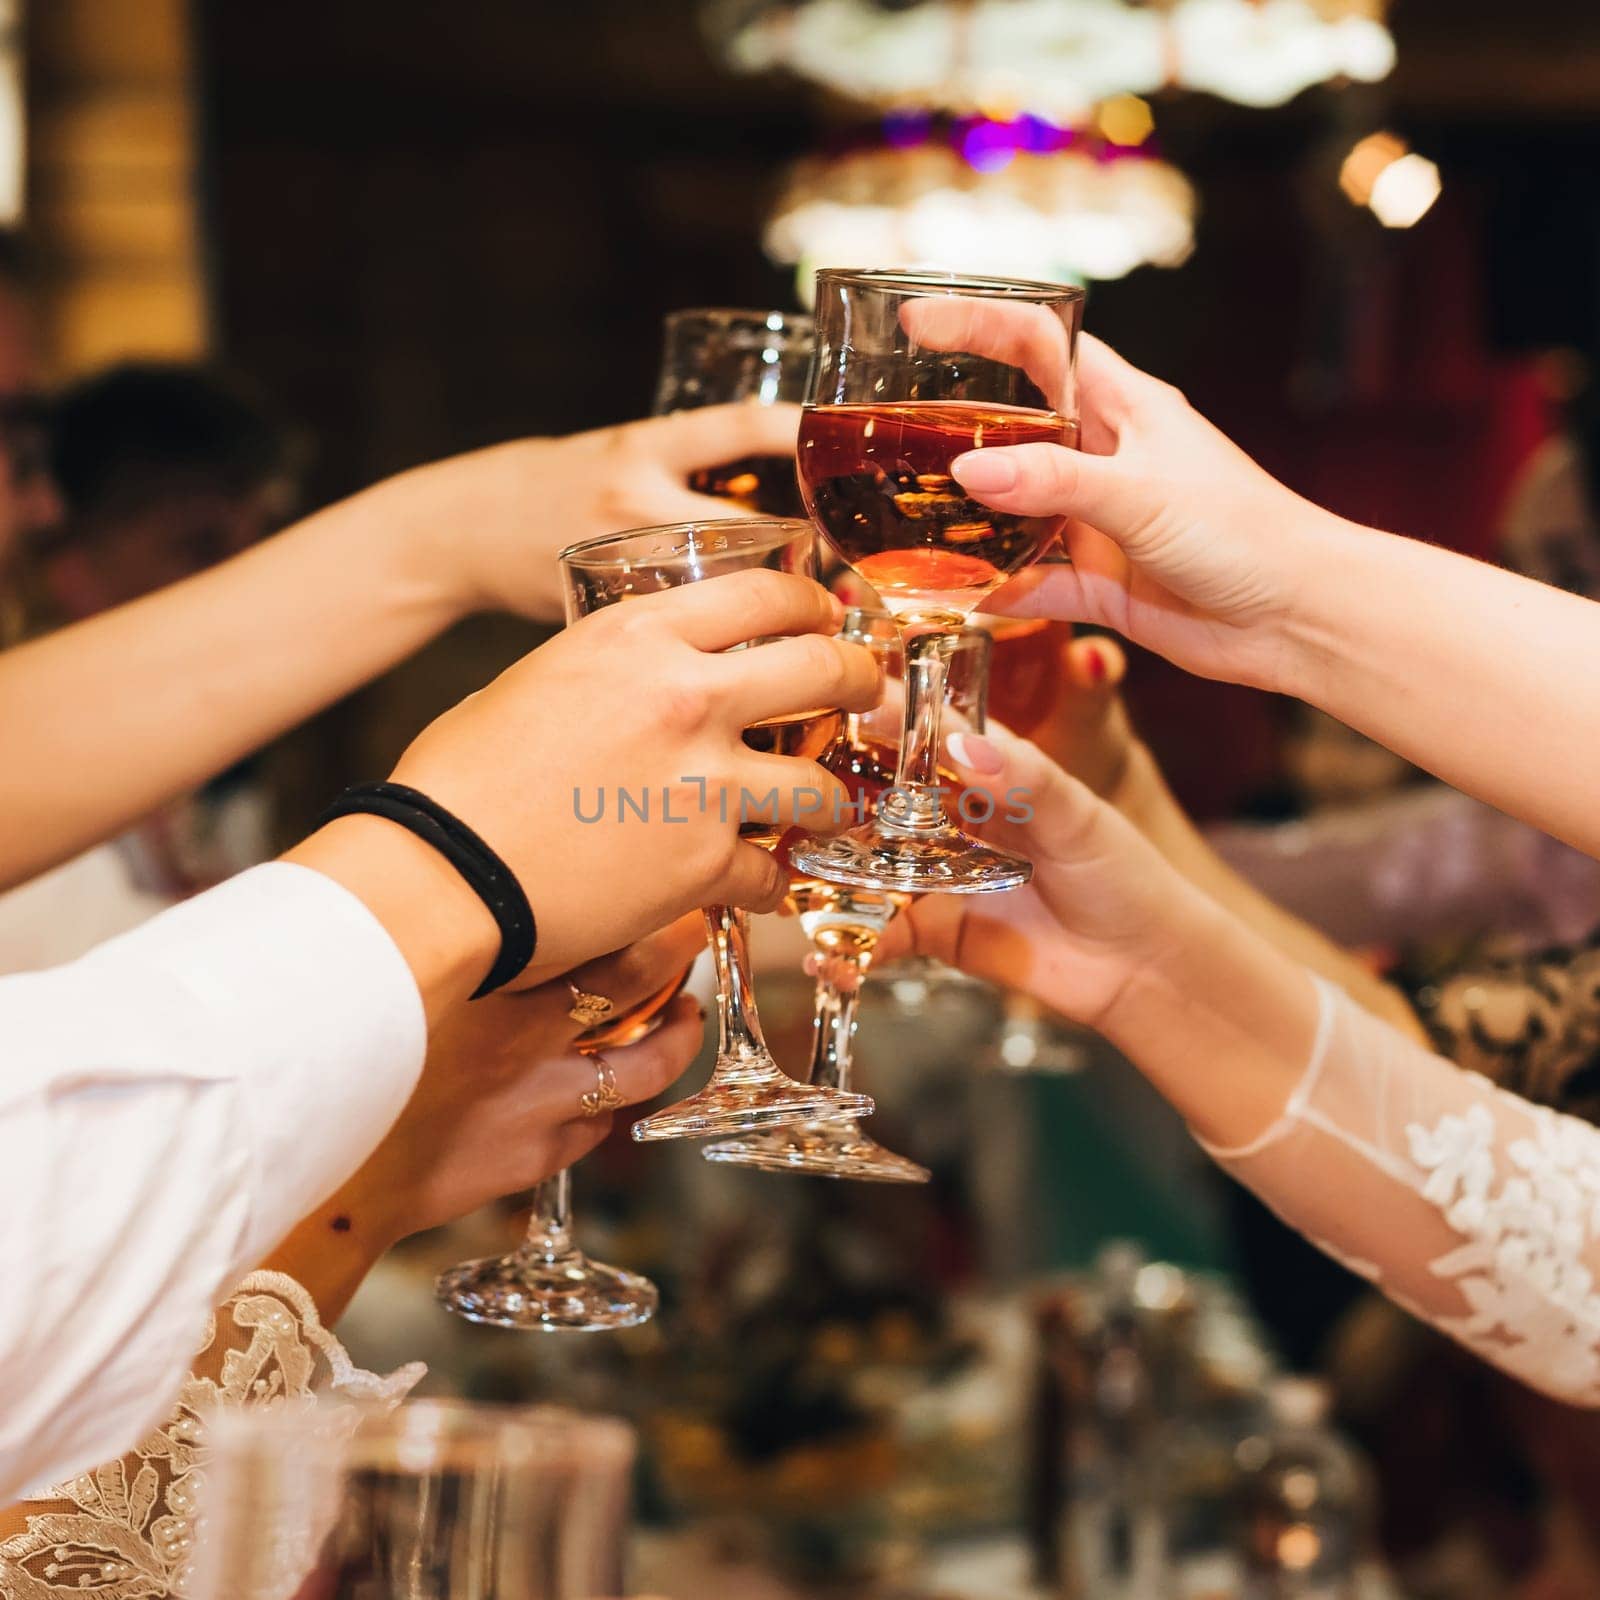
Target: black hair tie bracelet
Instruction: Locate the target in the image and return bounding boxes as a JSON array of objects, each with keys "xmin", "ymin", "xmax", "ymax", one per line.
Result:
[{"xmin": 317, "ymin": 781, "xmax": 536, "ymax": 999}]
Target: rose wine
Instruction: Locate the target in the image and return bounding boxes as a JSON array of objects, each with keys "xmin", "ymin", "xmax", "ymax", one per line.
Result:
[
  {"xmin": 799, "ymin": 401, "xmax": 1078, "ymax": 622},
  {"xmin": 739, "ymin": 707, "xmax": 845, "ymax": 849},
  {"xmin": 985, "ymin": 616, "xmax": 1074, "ymax": 738},
  {"xmin": 690, "ymin": 453, "xmax": 807, "ymax": 520},
  {"xmin": 576, "ymin": 964, "xmax": 695, "ymax": 1051}
]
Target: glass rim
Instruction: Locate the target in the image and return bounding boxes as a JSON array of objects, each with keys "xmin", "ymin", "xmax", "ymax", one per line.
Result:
[
  {"xmin": 558, "ymin": 516, "xmax": 813, "ymax": 569},
  {"xmin": 204, "ymin": 1398, "xmax": 636, "ymax": 1471},
  {"xmin": 663, "ymin": 306, "xmax": 815, "ymax": 330},
  {"xmin": 812, "ymin": 266, "xmax": 1085, "ymax": 303}
]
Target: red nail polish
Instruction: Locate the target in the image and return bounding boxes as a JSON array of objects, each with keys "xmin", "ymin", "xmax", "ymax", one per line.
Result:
[{"xmin": 1087, "ymin": 646, "xmax": 1107, "ymax": 685}]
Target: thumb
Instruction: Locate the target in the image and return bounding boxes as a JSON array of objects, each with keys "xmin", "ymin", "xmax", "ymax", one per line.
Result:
[
  {"xmin": 952, "ymin": 442, "xmax": 1152, "ymax": 543},
  {"xmin": 942, "ymin": 722, "xmax": 1106, "ymax": 863}
]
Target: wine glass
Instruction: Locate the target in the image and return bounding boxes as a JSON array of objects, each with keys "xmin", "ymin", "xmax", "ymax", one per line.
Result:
[
  {"xmin": 434, "ymin": 977, "xmax": 689, "ymax": 1331},
  {"xmin": 655, "ymin": 307, "xmax": 814, "ymax": 518},
  {"xmin": 790, "ymin": 267, "xmax": 1083, "ymax": 895},
  {"xmin": 703, "ymin": 610, "xmax": 992, "ymax": 1183},
  {"xmin": 560, "ymin": 517, "xmax": 874, "ymax": 1143},
  {"xmin": 192, "ymin": 1400, "xmax": 635, "ymax": 1600}
]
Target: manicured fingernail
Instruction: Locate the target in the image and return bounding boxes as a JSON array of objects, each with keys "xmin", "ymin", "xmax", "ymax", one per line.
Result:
[
  {"xmin": 952, "ymin": 451, "xmax": 1017, "ymax": 494},
  {"xmin": 946, "ymin": 730, "xmax": 1004, "ymax": 775},
  {"xmin": 1087, "ymin": 646, "xmax": 1107, "ymax": 685}
]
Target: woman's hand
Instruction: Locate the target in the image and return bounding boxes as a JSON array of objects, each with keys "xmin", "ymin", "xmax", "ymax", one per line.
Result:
[
  {"xmin": 888, "ymin": 718, "xmax": 1199, "ymax": 1028},
  {"xmin": 951, "ymin": 335, "xmax": 1352, "ymax": 691},
  {"xmin": 393, "ymin": 404, "xmax": 802, "ymax": 623},
  {"xmin": 289, "ymin": 568, "xmax": 881, "ymax": 1006},
  {"xmin": 262, "ymin": 916, "xmax": 706, "ymax": 1318}
]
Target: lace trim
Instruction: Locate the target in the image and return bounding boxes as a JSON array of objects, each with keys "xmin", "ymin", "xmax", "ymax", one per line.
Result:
[
  {"xmin": 0, "ymin": 1270, "xmax": 424, "ymax": 1599},
  {"xmin": 1408, "ymin": 1098, "xmax": 1600, "ymax": 1402}
]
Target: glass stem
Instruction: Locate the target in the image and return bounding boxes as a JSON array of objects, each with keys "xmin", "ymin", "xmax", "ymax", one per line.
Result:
[
  {"xmin": 704, "ymin": 904, "xmax": 773, "ymax": 1069},
  {"xmin": 806, "ymin": 949, "xmax": 864, "ymax": 1093},
  {"xmin": 521, "ymin": 1170, "xmax": 573, "ymax": 1262},
  {"xmin": 882, "ymin": 626, "xmax": 957, "ymax": 834}
]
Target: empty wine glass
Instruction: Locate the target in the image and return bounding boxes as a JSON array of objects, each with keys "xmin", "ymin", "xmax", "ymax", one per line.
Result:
[
  {"xmin": 560, "ymin": 518, "xmax": 873, "ymax": 1143},
  {"xmin": 703, "ymin": 610, "xmax": 992, "ymax": 1182},
  {"xmin": 655, "ymin": 306, "xmax": 814, "ymax": 518},
  {"xmin": 790, "ymin": 267, "xmax": 1083, "ymax": 895},
  {"xmin": 192, "ymin": 1400, "xmax": 635, "ymax": 1600}
]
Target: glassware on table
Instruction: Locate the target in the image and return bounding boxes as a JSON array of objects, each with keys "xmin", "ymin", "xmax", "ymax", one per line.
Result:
[
  {"xmin": 704, "ymin": 610, "xmax": 992, "ymax": 1183},
  {"xmin": 192, "ymin": 1399, "xmax": 636, "ymax": 1600},
  {"xmin": 434, "ymin": 972, "xmax": 691, "ymax": 1331},
  {"xmin": 559, "ymin": 518, "xmax": 873, "ymax": 1143},
  {"xmin": 791, "ymin": 267, "xmax": 1083, "ymax": 895},
  {"xmin": 655, "ymin": 306, "xmax": 814, "ymax": 518}
]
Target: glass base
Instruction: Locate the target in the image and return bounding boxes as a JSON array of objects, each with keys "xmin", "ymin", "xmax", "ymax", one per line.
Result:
[
  {"xmin": 702, "ymin": 1119, "xmax": 930, "ymax": 1184},
  {"xmin": 434, "ymin": 1248, "xmax": 658, "ymax": 1332},
  {"xmin": 790, "ymin": 821, "xmax": 1031, "ymax": 895},
  {"xmin": 631, "ymin": 1057, "xmax": 873, "ymax": 1143}
]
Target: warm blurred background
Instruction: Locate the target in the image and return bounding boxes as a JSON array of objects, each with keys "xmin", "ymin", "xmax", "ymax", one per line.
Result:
[{"xmin": 13, "ymin": 1, "xmax": 1600, "ymax": 1595}]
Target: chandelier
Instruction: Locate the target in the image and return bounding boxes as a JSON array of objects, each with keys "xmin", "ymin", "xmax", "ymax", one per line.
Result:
[
  {"xmin": 717, "ymin": 0, "xmax": 1395, "ymax": 116},
  {"xmin": 766, "ymin": 114, "xmax": 1197, "ymax": 293}
]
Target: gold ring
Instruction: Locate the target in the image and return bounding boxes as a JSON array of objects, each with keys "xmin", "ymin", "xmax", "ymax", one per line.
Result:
[
  {"xmin": 579, "ymin": 1054, "xmax": 626, "ymax": 1118},
  {"xmin": 567, "ymin": 983, "xmax": 616, "ymax": 1028}
]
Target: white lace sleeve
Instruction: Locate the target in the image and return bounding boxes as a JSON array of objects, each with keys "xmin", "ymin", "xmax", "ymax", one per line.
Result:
[
  {"xmin": 1204, "ymin": 977, "xmax": 1600, "ymax": 1406},
  {"xmin": 0, "ymin": 1272, "xmax": 425, "ymax": 1600}
]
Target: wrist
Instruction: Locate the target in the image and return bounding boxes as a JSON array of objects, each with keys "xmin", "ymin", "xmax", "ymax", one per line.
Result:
[
  {"xmin": 283, "ymin": 814, "xmax": 500, "ymax": 1025},
  {"xmin": 1267, "ymin": 507, "xmax": 1375, "ymax": 704}
]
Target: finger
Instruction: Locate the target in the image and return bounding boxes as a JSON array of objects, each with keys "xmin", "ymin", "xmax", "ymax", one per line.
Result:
[
  {"xmin": 717, "ymin": 633, "xmax": 881, "ymax": 728},
  {"xmin": 543, "ymin": 998, "xmax": 706, "ymax": 1127},
  {"xmin": 1064, "ymin": 632, "xmax": 1127, "ymax": 692},
  {"xmin": 650, "ymin": 401, "xmax": 801, "ymax": 472},
  {"xmin": 639, "ymin": 568, "xmax": 843, "ymax": 654},
  {"xmin": 563, "ymin": 914, "xmax": 705, "ymax": 1034},
  {"xmin": 730, "ymin": 754, "xmax": 856, "ymax": 838},
  {"xmin": 950, "ymin": 441, "xmax": 1149, "ymax": 534},
  {"xmin": 716, "ymin": 839, "xmax": 789, "ymax": 912},
  {"xmin": 898, "ymin": 296, "xmax": 1074, "ymax": 411},
  {"xmin": 942, "ymin": 722, "xmax": 1102, "ymax": 860},
  {"xmin": 1074, "ymin": 333, "xmax": 1161, "ymax": 450}
]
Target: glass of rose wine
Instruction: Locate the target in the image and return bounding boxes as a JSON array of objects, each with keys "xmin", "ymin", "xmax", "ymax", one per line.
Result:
[
  {"xmin": 703, "ymin": 608, "xmax": 993, "ymax": 1183},
  {"xmin": 790, "ymin": 268, "xmax": 1083, "ymax": 894},
  {"xmin": 559, "ymin": 518, "xmax": 873, "ymax": 1143},
  {"xmin": 434, "ymin": 972, "xmax": 691, "ymax": 1331},
  {"xmin": 654, "ymin": 307, "xmax": 814, "ymax": 518}
]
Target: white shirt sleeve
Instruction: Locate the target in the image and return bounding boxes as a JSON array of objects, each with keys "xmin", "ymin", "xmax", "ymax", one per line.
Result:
[{"xmin": 0, "ymin": 861, "xmax": 427, "ymax": 1500}]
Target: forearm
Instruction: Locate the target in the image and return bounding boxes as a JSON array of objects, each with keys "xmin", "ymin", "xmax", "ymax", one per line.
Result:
[
  {"xmin": 0, "ymin": 470, "xmax": 464, "ymax": 888},
  {"xmin": 1112, "ymin": 740, "xmax": 1427, "ymax": 1042},
  {"xmin": 1281, "ymin": 522, "xmax": 1600, "ymax": 861},
  {"xmin": 1097, "ymin": 884, "xmax": 1324, "ymax": 1152}
]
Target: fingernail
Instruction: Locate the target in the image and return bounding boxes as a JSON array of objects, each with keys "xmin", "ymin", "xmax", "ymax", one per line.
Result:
[
  {"xmin": 952, "ymin": 451, "xmax": 1017, "ymax": 494},
  {"xmin": 946, "ymin": 730, "xmax": 1004, "ymax": 775},
  {"xmin": 1087, "ymin": 646, "xmax": 1107, "ymax": 685}
]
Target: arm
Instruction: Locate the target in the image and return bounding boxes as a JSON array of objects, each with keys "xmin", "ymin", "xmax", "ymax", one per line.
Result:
[
  {"xmin": 901, "ymin": 724, "xmax": 1600, "ymax": 1406},
  {"xmin": 0, "ymin": 403, "xmax": 799, "ymax": 890},
  {"xmin": 1038, "ymin": 631, "xmax": 1426, "ymax": 1041},
  {"xmin": 933, "ymin": 328, "xmax": 1600, "ymax": 863}
]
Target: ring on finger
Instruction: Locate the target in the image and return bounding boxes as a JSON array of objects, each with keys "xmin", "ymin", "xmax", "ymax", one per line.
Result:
[
  {"xmin": 578, "ymin": 1053, "xmax": 626, "ymax": 1118},
  {"xmin": 568, "ymin": 983, "xmax": 616, "ymax": 1028}
]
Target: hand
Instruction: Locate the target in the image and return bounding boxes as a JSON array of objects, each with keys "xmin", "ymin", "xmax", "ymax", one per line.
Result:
[
  {"xmin": 292, "ymin": 568, "xmax": 881, "ymax": 1000},
  {"xmin": 261, "ymin": 917, "xmax": 706, "ymax": 1317},
  {"xmin": 880, "ymin": 719, "xmax": 1208, "ymax": 1028},
  {"xmin": 394, "ymin": 405, "xmax": 802, "ymax": 623},
  {"xmin": 947, "ymin": 335, "xmax": 1352, "ymax": 691},
  {"xmin": 1024, "ymin": 630, "xmax": 1136, "ymax": 804},
  {"xmin": 343, "ymin": 917, "xmax": 707, "ymax": 1244}
]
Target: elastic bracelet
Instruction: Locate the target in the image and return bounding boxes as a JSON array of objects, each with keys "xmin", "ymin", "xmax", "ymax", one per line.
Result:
[{"xmin": 317, "ymin": 781, "xmax": 536, "ymax": 999}]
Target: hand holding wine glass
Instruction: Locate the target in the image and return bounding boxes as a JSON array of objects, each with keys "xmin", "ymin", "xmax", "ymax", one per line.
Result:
[
  {"xmin": 368, "ymin": 567, "xmax": 878, "ymax": 984},
  {"xmin": 946, "ymin": 334, "xmax": 1350, "ymax": 691},
  {"xmin": 791, "ymin": 268, "xmax": 1084, "ymax": 896}
]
